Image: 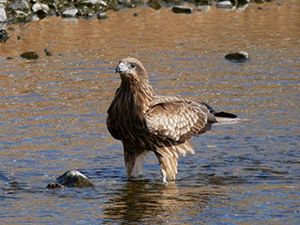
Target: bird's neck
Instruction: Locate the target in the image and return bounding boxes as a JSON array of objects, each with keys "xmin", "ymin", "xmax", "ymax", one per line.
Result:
[{"xmin": 119, "ymin": 79, "xmax": 154, "ymax": 114}]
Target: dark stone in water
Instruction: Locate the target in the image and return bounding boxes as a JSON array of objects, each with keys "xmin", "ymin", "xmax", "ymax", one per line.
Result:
[
  {"xmin": 97, "ymin": 12, "xmax": 108, "ymax": 20},
  {"xmin": 44, "ymin": 48, "xmax": 53, "ymax": 56},
  {"xmin": 171, "ymin": 6, "xmax": 193, "ymax": 14},
  {"xmin": 20, "ymin": 51, "xmax": 39, "ymax": 60},
  {"xmin": 147, "ymin": 0, "xmax": 163, "ymax": 10},
  {"xmin": 0, "ymin": 29, "xmax": 10, "ymax": 43},
  {"xmin": 225, "ymin": 51, "xmax": 249, "ymax": 62},
  {"xmin": 47, "ymin": 170, "xmax": 95, "ymax": 188}
]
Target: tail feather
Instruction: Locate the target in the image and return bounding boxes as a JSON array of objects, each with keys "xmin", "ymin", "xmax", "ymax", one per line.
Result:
[{"xmin": 201, "ymin": 102, "xmax": 237, "ymax": 118}]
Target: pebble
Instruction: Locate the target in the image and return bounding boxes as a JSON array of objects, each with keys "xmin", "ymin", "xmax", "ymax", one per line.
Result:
[
  {"xmin": 216, "ymin": 1, "xmax": 233, "ymax": 9},
  {"xmin": 44, "ymin": 48, "xmax": 53, "ymax": 56},
  {"xmin": 20, "ymin": 51, "xmax": 39, "ymax": 60},
  {"xmin": 196, "ymin": 5, "xmax": 211, "ymax": 12},
  {"xmin": 171, "ymin": 6, "xmax": 193, "ymax": 14},
  {"xmin": 0, "ymin": 29, "xmax": 9, "ymax": 43},
  {"xmin": 0, "ymin": 7, "xmax": 7, "ymax": 22},
  {"xmin": 62, "ymin": 8, "xmax": 78, "ymax": 17}
]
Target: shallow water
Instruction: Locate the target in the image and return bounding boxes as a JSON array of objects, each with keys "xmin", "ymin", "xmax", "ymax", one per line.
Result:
[{"xmin": 0, "ymin": 1, "xmax": 300, "ymax": 224}]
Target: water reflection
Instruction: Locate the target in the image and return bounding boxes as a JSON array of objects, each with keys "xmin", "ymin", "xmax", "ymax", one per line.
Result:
[{"xmin": 103, "ymin": 180, "xmax": 224, "ymax": 223}]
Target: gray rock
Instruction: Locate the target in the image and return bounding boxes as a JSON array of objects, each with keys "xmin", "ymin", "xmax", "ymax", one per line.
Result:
[
  {"xmin": 225, "ymin": 51, "xmax": 249, "ymax": 62},
  {"xmin": 80, "ymin": 0, "xmax": 107, "ymax": 7},
  {"xmin": 32, "ymin": 2, "xmax": 49, "ymax": 13},
  {"xmin": 171, "ymin": 6, "xmax": 193, "ymax": 14},
  {"xmin": 97, "ymin": 12, "xmax": 108, "ymax": 20},
  {"xmin": 0, "ymin": 7, "xmax": 7, "ymax": 22},
  {"xmin": 48, "ymin": 170, "xmax": 95, "ymax": 188},
  {"xmin": 62, "ymin": 8, "xmax": 78, "ymax": 17},
  {"xmin": 8, "ymin": 0, "xmax": 30, "ymax": 11},
  {"xmin": 216, "ymin": 1, "xmax": 232, "ymax": 9},
  {"xmin": 20, "ymin": 51, "xmax": 39, "ymax": 60},
  {"xmin": 196, "ymin": 5, "xmax": 211, "ymax": 12}
]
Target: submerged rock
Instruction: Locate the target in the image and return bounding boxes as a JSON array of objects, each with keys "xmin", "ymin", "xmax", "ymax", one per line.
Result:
[
  {"xmin": 171, "ymin": 6, "xmax": 193, "ymax": 14},
  {"xmin": 20, "ymin": 51, "xmax": 39, "ymax": 60},
  {"xmin": 47, "ymin": 170, "xmax": 95, "ymax": 188},
  {"xmin": 225, "ymin": 51, "xmax": 249, "ymax": 62},
  {"xmin": 0, "ymin": 29, "xmax": 9, "ymax": 43}
]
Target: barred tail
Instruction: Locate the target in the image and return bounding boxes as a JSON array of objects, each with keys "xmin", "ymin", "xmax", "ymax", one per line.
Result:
[{"xmin": 155, "ymin": 141, "xmax": 194, "ymax": 182}]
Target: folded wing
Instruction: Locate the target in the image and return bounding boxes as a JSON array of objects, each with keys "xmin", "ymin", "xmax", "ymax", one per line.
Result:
[{"xmin": 145, "ymin": 97, "xmax": 216, "ymax": 142}]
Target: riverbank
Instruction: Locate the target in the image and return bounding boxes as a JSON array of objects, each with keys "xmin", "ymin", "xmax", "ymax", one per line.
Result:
[{"xmin": 0, "ymin": 0, "xmax": 278, "ymax": 25}]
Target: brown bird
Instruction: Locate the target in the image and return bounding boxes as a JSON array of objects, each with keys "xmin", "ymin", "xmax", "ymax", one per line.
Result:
[{"xmin": 107, "ymin": 58, "xmax": 237, "ymax": 182}]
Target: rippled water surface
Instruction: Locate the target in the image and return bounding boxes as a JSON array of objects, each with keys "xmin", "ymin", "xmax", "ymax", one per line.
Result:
[{"xmin": 0, "ymin": 1, "xmax": 299, "ymax": 224}]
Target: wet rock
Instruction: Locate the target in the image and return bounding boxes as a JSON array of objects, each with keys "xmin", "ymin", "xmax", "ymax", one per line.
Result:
[
  {"xmin": 13, "ymin": 10, "xmax": 31, "ymax": 22},
  {"xmin": 171, "ymin": 6, "xmax": 193, "ymax": 14},
  {"xmin": 47, "ymin": 170, "xmax": 95, "ymax": 188},
  {"xmin": 225, "ymin": 51, "xmax": 249, "ymax": 62},
  {"xmin": 0, "ymin": 29, "xmax": 9, "ymax": 43},
  {"xmin": 97, "ymin": 12, "xmax": 108, "ymax": 20},
  {"xmin": 237, "ymin": 0, "xmax": 249, "ymax": 11},
  {"xmin": 62, "ymin": 8, "xmax": 78, "ymax": 17},
  {"xmin": 77, "ymin": 5, "xmax": 92, "ymax": 17},
  {"xmin": 0, "ymin": 6, "xmax": 7, "ymax": 22},
  {"xmin": 20, "ymin": 51, "xmax": 39, "ymax": 60},
  {"xmin": 44, "ymin": 48, "xmax": 53, "ymax": 56},
  {"xmin": 32, "ymin": 2, "xmax": 49, "ymax": 13},
  {"xmin": 196, "ymin": 5, "xmax": 211, "ymax": 12},
  {"xmin": 47, "ymin": 182, "xmax": 64, "ymax": 189},
  {"xmin": 147, "ymin": 0, "xmax": 163, "ymax": 11},
  {"xmin": 32, "ymin": 2, "xmax": 49, "ymax": 19},
  {"xmin": 216, "ymin": 1, "xmax": 232, "ymax": 9},
  {"xmin": 80, "ymin": 0, "xmax": 107, "ymax": 7}
]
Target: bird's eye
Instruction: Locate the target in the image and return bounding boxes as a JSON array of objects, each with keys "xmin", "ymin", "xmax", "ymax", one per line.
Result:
[{"xmin": 130, "ymin": 63, "xmax": 136, "ymax": 69}]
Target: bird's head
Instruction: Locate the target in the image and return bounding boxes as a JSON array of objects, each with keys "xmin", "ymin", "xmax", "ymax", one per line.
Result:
[{"xmin": 116, "ymin": 58, "xmax": 148, "ymax": 83}]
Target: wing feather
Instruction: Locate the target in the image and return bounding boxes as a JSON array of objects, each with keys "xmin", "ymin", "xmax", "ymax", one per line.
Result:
[{"xmin": 145, "ymin": 97, "xmax": 210, "ymax": 142}]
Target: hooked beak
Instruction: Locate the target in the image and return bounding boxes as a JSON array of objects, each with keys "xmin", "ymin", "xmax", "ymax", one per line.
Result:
[{"xmin": 116, "ymin": 61, "xmax": 128, "ymax": 74}]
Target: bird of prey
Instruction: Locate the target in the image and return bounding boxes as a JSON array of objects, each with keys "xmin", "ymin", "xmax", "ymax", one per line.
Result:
[{"xmin": 107, "ymin": 58, "xmax": 237, "ymax": 182}]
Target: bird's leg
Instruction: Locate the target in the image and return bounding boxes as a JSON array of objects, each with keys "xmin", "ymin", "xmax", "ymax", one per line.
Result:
[
  {"xmin": 155, "ymin": 151, "xmax": 177, "ymax": 183},
  {"xmin": 124, "ymin": 149, "xmax": 137, "ymax": 179}
]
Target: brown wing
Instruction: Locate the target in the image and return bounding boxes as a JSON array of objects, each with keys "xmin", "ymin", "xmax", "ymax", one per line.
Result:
[{"xmin": 145, "ymin": 98, "xmax": 211, "ymax": 142}]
